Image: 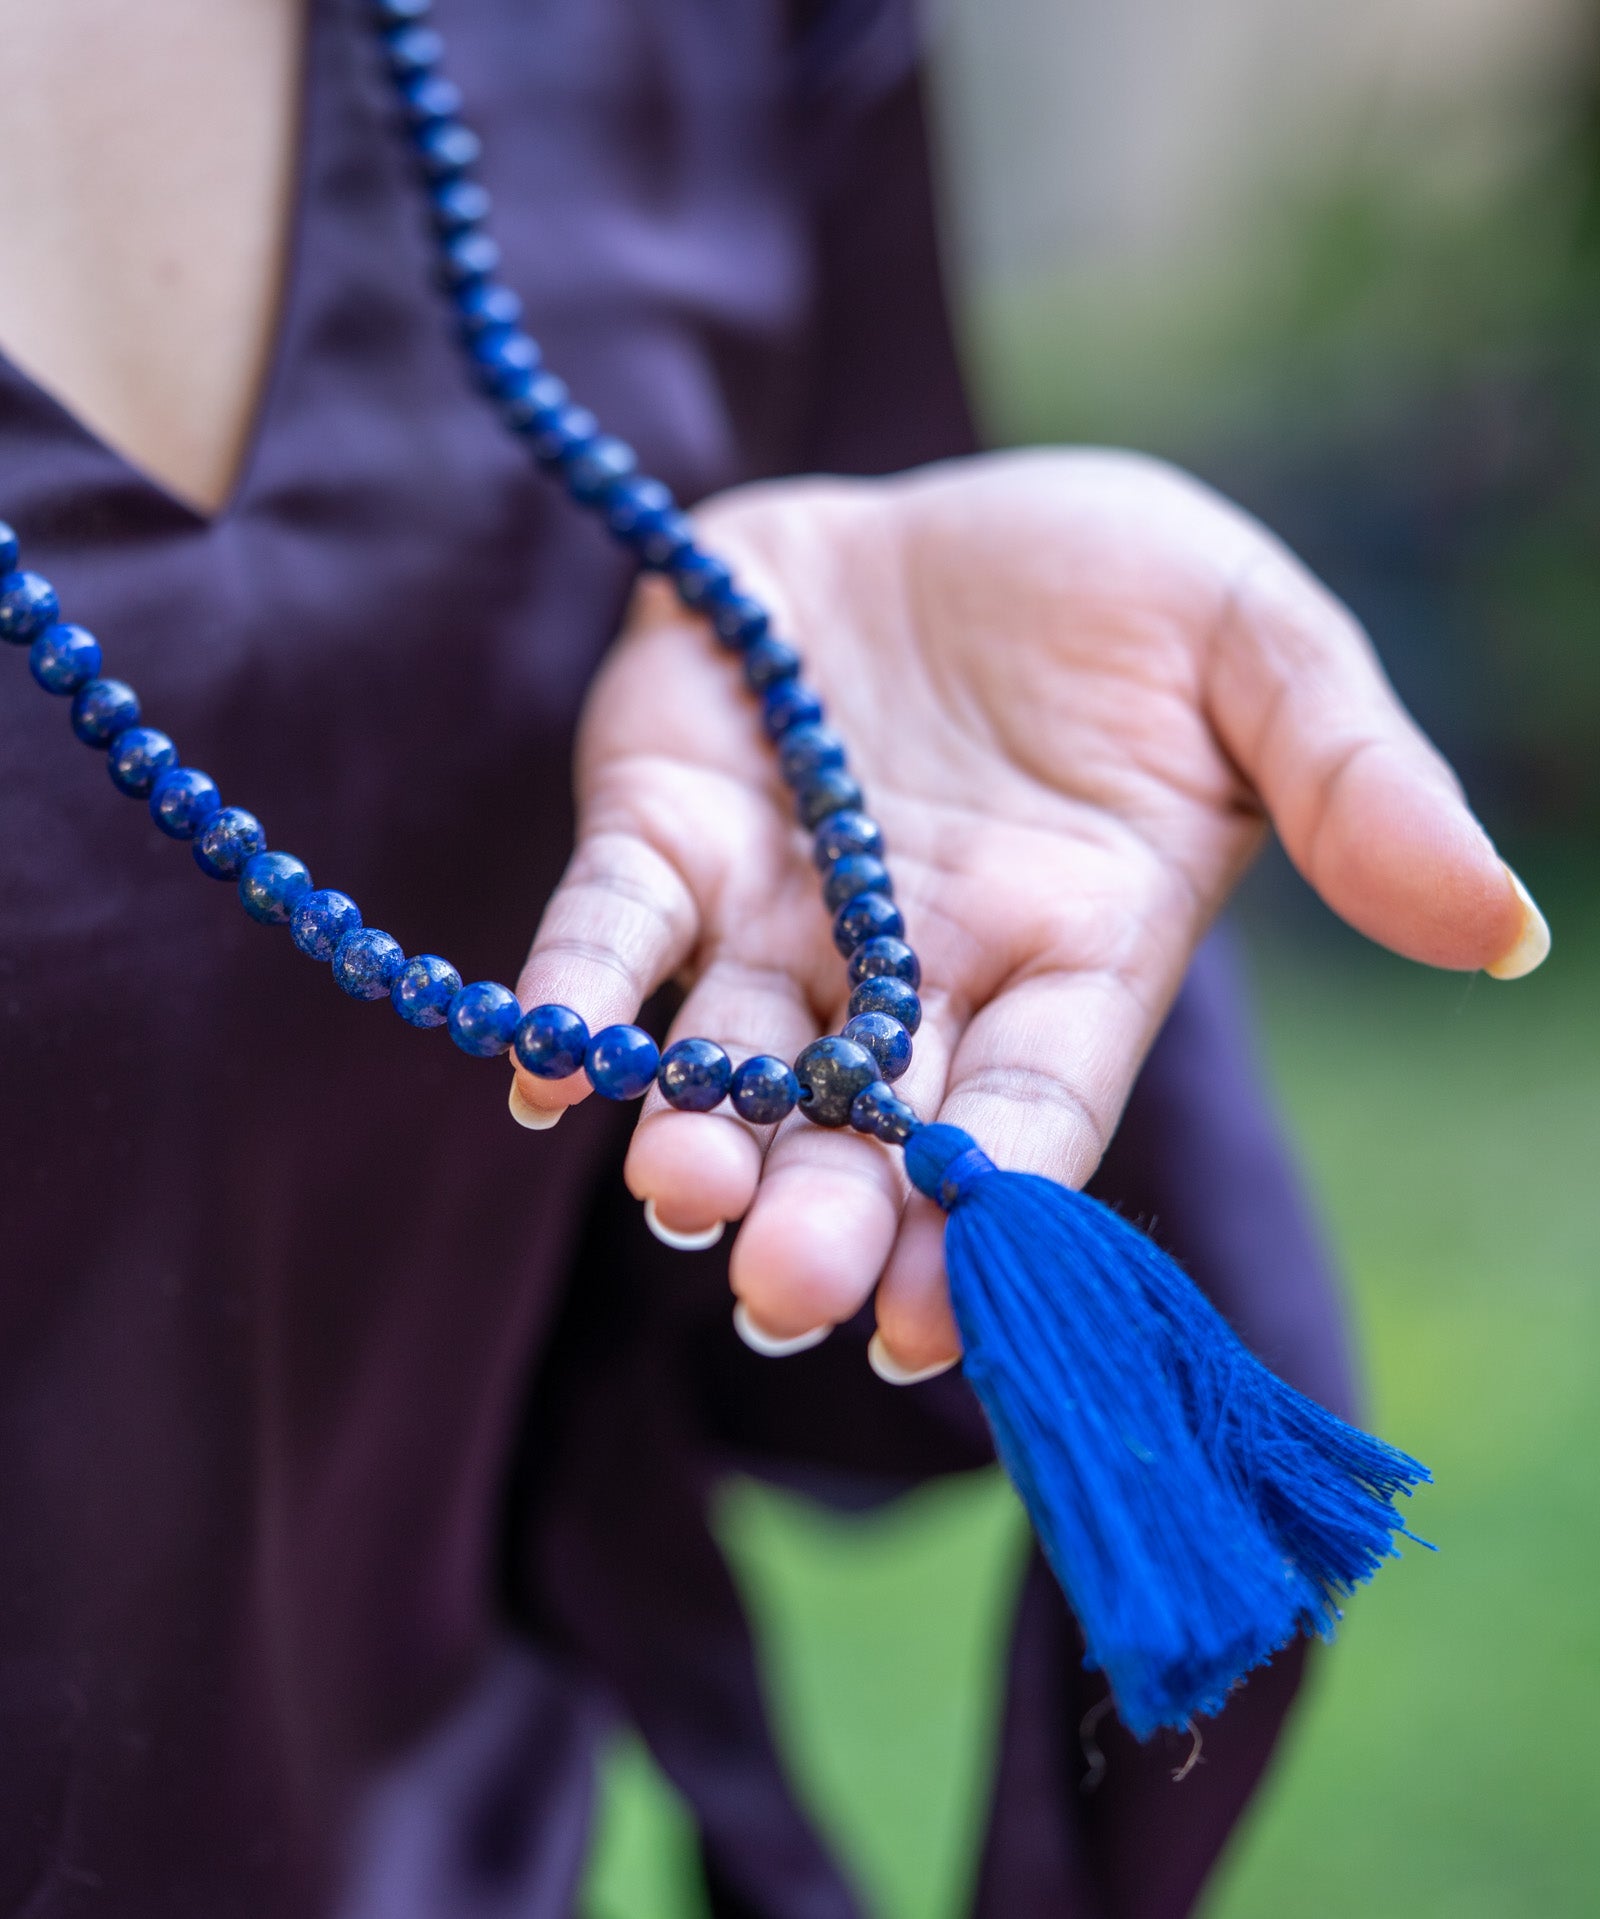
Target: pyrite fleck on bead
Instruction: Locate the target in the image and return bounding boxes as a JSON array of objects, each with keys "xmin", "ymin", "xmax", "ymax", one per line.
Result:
[
  {"xmin": 793, "ymin": 1035, "xmax": 878, "ymax": 1128},
  {"xmin": 658, "ymin": 1037, "xmax": 733, "ymax": 1112},
  {"xmin": 290, "ymin": 888, "xmax": 363, "ymax": 960}
]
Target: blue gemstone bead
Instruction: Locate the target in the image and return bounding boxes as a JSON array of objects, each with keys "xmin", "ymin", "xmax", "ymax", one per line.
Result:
[
  {"xmin": 762, "ymin": 678, "xmax": 823, "ymax": 739},
  {"xmin": 407, "ymin": 74, "xmax": 463, "ymax": 128},
  {"xmin": 0, "ymin": 521, "xmax": 17, "ymax": 573},
  {"xmin": 448, "ymin": 980, "xmax": 522, "ymax": 1055},
  {"xmin": 729, "ymin": 1054, "xmax": 800, "ymax": 1125},
  {"xmin": 671, "ymin": 550, "xmax": 734, "ymax": 611},
  {"xmin": 374, "ymin": 0, "xmax": 429, "ymax": 23},
  {"xmin": 290, "ymin": 887, "xmax": 363, "ymax": 960},
  {"xmin": 392, "ymin": 953, "xmax": 463, "ymax": 1026},
  {"xmin": 455, "ymin": 280, "xmax": 523, "ymax": 336},
  {"xmin": 585, "ymin": 1023, "xmax": 660, "ymax": 1100},
  {"xmin": 193, "ymin": 806, "xmax": 267, "ymax": 880},
  {"xmin": 635, "ymin": 507, "xmax": 695, "ymax": 570},
  {"xmin": 778, "ymin": 723, "xmax": 846, "ymax": 786},
  {"xmin": 812, "ymin": 808, "xmax": 884, "ymax": 870},
  {"xmin": 149, "ymin": 766, "xmax": 221, "ymax": 840},
  {"xmin": 386, "ymin": 23, "xmax": 443, "ymax": 75},
  {"xmin": 823, "ymin": 852, "xmax": 891, "ymax": 911},
  {"xmin": 604, "ymin": 475, "xmax": 674, "ymax": 540},
  {"xmin": 0, "ymin": 571, "xmax": 60, "ymax": 645},
  {"xmin": 847, "ymin": 936, "xmax": 921, "ymax": 991},
  {"xmin": 70, "ymin": 678, "xmax": 140, "ymax": 747},
  {"xmin": 529, "ymin": 403, "xmax": 597, "ymax": 468},
  {"xmin": 564, "ymin": 435, "xmax": 637, "ymax": 504},
  {"xmin": 107, "ymin": 726, "xmax": 177, "ymax": 797},
  {"xmin": 501, "ymin": 368, "xmax": 567, "ymax": 434},
  {"xmin": 471, "ymin": 327, "xmax": 540, "ymax": 396},
  {"xmin": 848, "ymin": 973, "xmax": 922, "ymax": 1035},
  {"xmin": 657, "ymin": 1037, "xmax": 732, "ymax": 1112},
  {"xmin": 438, "ymin": 229, "xmax": 500, "ymax": 287},
  {"xmin": 742, "ymin": 635, "xmax": 800, "ymax": 694},
  {"xmin": 833, "ymin": 892, "xmax": 904, "ymax": 956},
  {"xmin": 29, "ymin": 622, "xmax": 101, "ymax": 693},
  {"xmin": 239, "ymin": 851, "xmax": 313, "ymax": 926},
  {"xmin": 843, "ymin": 1011, "xmax": 913, "ymax": 1082},
  {"xmin": 429, "ymin": 174, "xmax": 488, "ymax": 229},
  {"xmin": 416, "ymin": 121, "xmax": 481, "ymax": 179},
  {"xmin": 796, "ymin": 768, "xmax": 864, "ymax": 829},
  {"xmin": 513, "ymin": 1002, "xmax": 589, "ymax": 1079},
  {"xmin": 335, "ymin": 927, "xmax": 408, "ymax": 1001},
  {"xmin": 849, "ymin": 1080, "xmax": 919, "ymax": 1145},
  {"xmin": 794, "ymin": 1035, "xmax": 879, "ymax": 1128},
  {"xmin": 710, "ymin": 593, "xmax": 769, "ymax": 649}
]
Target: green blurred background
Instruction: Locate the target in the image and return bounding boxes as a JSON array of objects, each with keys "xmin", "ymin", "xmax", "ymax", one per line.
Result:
[{"xmin": 584, "ymin": 5, "xmax": 1600, "ymax": 1911}]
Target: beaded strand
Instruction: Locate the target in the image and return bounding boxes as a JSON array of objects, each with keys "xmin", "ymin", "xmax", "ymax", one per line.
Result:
[{"xmin": 0, "ymin": 0, "xmax": 925, "ymax": 1151}]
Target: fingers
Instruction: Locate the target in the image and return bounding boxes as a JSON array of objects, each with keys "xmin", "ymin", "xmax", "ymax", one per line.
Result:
[
  {"xmin": 511, "ymin": 828, "xmax": 699, "ymax": 1117},
  {"xmin": 1210, "ymin": 550, "xmax": 1540, "ymax": 975}
]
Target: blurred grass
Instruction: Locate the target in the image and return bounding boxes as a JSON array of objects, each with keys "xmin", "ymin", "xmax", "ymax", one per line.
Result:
[{"xmin": 583, "ymin": 863, "xmax": 1600, "ymax": 1919}]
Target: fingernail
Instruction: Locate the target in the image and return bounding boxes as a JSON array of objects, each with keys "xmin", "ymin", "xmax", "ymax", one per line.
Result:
[
  {"xmin": 643, "ymin": 1198, "xmax": 725, "ymax": 1252},
  {"xmin": 867, "ymin": 1331, "xmax": 960, "ymax": 1386},
  {"xmin": 732, "ymin": 1301, "xmax": 831, "ymax": 1358},
  {"xmin": 509, "ymin": 1079, "xmax": 564, "ymax": 1130},
  {"xmin": 1485, "ymin": 866, "xmax": 1551, "ymax": 981}
]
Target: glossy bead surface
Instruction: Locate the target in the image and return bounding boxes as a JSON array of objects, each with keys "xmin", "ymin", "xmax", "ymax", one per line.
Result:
[
  {"xmin": 847, "ymin": 936, "xmax": 921, "ymax": 990},
  {"xmin": 374, "ymin": 0, "xmax": 430, "ymax": 22},
  {"xmin": 70, "ymin": 678, "xmax": 140, "ymax": 747},
  {"xmin": 392, "ymin": 953, "xmax": 462, "ymax": 1026},
  {"xmin": 777, "ymin": 723, "xmax": 845, "ymax": 786},
  {"xmin": 386, "ymin": 23, "xmax": 443, "ymax": 74},
  {"xmin": 742, "ymin": 635, "xmax": 799, "ymax": 694},
  {"xmin": 529, "ymin": 403, "xmax": 597, "ymax": 467},
  {"xmin": 239, "ymin": 852, "xmax": 313, "ymax": 926},
  {"xmin": 710, "ymin": 593, "xmax": 768, "ymax": 649},
  {"xmin": 564, "ymin": 435, "xmax": 636, "ymax": 503},
  {"xmin": 471, "ymin": 326, "xmax": 539, "ymax": 395},
  {"xmin": 657, "ymin": 1037, "xmax": 732, "ymax": 1112},
  {"xmin": 729, "ymin": 1054, "xmax": 800, "ymax": 1125},
  {"xmin": 107, "ymin": 726, "xmax": 177, "ymax": 797},
  {"xmin": 438, "ymin": 229, "xmax": 500, "ymax": 287},
  {"xmin": 762, "ymin": 678, "xmax": 823, "ymax": 739},
  {"xmin": 290, "ymin": 888, "xmax": 363, "ymax": 960},
  {"xmin": 793, "ymin": 1035, "xmax": 879, "ymax": 1129},
  {"xmin": 635, "ymin": 507, "xmax": 695, "ymax": 570},
  {"xmin": 336, "ymin": 928, "xmax": 408, "ymax": 1001},
  {"xmin": 149, "ymin": 766, "xmax": 221, "ymax": 840},
  {"xmin": 430, "ymin": 175, "xmax": 488, "ymax": 231},
  {"xmin": 513, "ymin": 1002, "xmax": 589, "ymax": 1078},
  {"xmin": 585, "ymin": 1023, "xmax": 660, "ymax": 1100},
  {"xmin": 822, "ymin": 853, "xmax": 891, "ymax": 912},
  {"xmin": 671, "ymin": 550, "xmax": 732, "ymax": 609},
  {"xmin": 812, "ymin": 808, "xmax": 884, "ymax": 871},
  {"xmin": 416, "ymin": 120, "xmax": 480, "ymax": 178},
  {"xmin": 843, "ymin": 1011, "xmax": 912, "ymax": 1082},
  {"xmin": 849, "ymin": 1080, "xmax": 919, "ymax": 1145},
  {"xmin": 796, "ymin": 769, "xmax": 863, "ymax": 829},
  {"xmin": 455, "ymin": 279, "xmax": 522, "ymax": 336},
  {"xmin": 0, "ymin": 571, "xmax": 60, "ymax": 645},
  {"xmin": 448, "ymin": 979, "xmax": 521, "ymax": 1055},
  {"xmin": 832, "ymin": 891, "xmax": 904, "ymax": 956},
  {"xmin": 406, "ymin": 72, "xmax": 462, "ymax": 126},
  {"xmin": 0, "ymin": 521, "xmax": 16, "ymax": 573},
  {"xmin": 848, "ymin": 973, "xmax": 922, "ymax": 1035},
  {"xmin": 501, "ymin": 368, "xmax": 566, "ymax": 434},
  {"xmin": 193, "ymin": 806, "xmax": 266, "ymax": 879},
  {"xmin": 29, "ymin": 623, "xmax": 101, "ymax": 693},
  {"xmin": 604, "ymin": 475, "xmax": 673, "ymax": 539}
]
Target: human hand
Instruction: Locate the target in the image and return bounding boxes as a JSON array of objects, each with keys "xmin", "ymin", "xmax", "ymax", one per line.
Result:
[{"xmin": 511, "ymin": 449, "xmax": 1548, "ymax": 1372}]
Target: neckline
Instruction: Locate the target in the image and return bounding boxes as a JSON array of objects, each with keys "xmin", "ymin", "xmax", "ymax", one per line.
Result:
[{"xmin": 0, "ymin": 0, "xmax": 324, "ymax": 535}]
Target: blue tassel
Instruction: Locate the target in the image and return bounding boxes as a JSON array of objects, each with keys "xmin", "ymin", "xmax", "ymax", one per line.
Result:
[{"xmin": 904, "ymin": 1124, "xmax": 1430, "ymax": 1740}]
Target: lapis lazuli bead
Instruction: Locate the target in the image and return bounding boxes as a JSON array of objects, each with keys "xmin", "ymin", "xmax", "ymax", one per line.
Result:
[
  {"xmin": 794, "ymin": 1035, "xmax": 879, "ymax": 1128},
  {"xmin": 710, "ymin": 593, "xmax": 768, "ymax": 650},
  {"xmin": 565, "ymin": 435, "xmax": 637, "ymax": 504},
  {"xmin": 672, "ymin": 550, "xmax": 733, "ymax": 610},
  {"xmin": 0, "ymin": 521, "xmax": 16, "ymax": 574},
  {"xmin": 290, "ymin": 887, "xmax": 363, "ymax": 960},
  {"xmin": 471, "ymin": 327, "xmax": 540, "ymax": 396},
  {"xmin": 407, "ymin": 74, "xmax": 464, "ymax": 130},
  {"xmin": 416, "ymin": 120, "xmax": 481, "ymax": 178},
  {"xmin": 448, "ymin": 980, "xmax": 522, "ymax": 1055},
  {"xmin": 430, "ymin": 174, "xmax": 488, "ymax": 230},
  {"xmin": 778, "ymin": 723, "xmax": 846, "ymax": 787},
  {"xmin": 438, "ymin": 229, "xmax": 500, "ymax": 288},
  {"xmin": 762, "ymin": 678, "xmax": 823, "ymax": 739},
  {"xmin": 604, "ymin": 476, "xmax": 674, "ymax": 541},
  {"xmin": 514, "ymin": 1002, "xmax": 589, "ymax": 1079},
  {"xmin": 742, "ymin": 635, "xmax": 800, "ymax": 693},
  {"xmin": 812, "ymin": 808, "xmax": 884, "ymax": 871},
  {"xmin": 729, "ymin": 1054, "xmax": 800, "ymax": 1125},
  {"xmin": 0, "ymin": 570, "xmax": 60, "ymax": 646},
  {"xmin": 107, "ymin": 726, "xmax": 178, "ymax": 797},
  {"xmin": 843, "ymin": 1010, "xmax": 913, "ymax": 1083},
  {"xmin": 392, "ymin": 953, "xmax": 463, "ymax": 1027},
  {"xmin": 658, "ymin": 1037, "xmax": 732, "ymax": 1112},
  {"xmin": 847, "ymin": 936, "xmax": 921, "ymax": 991},
  {"xmin": 239, "ymin": 851, "xmax": 313, "ymax": 926},
  {"xmin": 456, "ymin": 280, "xmax": 523, "ymax": 336},
  {"xmin": 29, "ymin": 622, "xmax": 102, "ymax": 694},
  {"xmin": 797, "ymin": 769, "xmax": 864, "ymax": 830},
  {"xmin": 501, "ymin": 369, "xmax": 567, "ymax": 435},
  {"xmin": 149, "ymin": 766, "xmax": 221, "ymax": 840},
  {"xmin": 373, "ymin": 0, "xmax": 430, "ymax": 24},
  {"xmin": 585, "ymin": 1023, "xmax": 660, "ymax": 1100},
  {"xmin": 529, "ymin": 403, "xmax": 598, "ymax": 468},
  {"xmin": 822, "ymin": 852, "xmax": 891, "ymax": 911},
  {"xmin": 833, "ymin": 891, "xmax": 904, "ymax": 956},
  {"xmin": 70, "ymin": 678, "xmax": 141, "ymax": 747},
  {"xmin": 849, "ymin": 973, "xmax": 921, "ymax": 1035},
  {"xmin": 386, "ymin": 24, "xmax": 443, "ymax": 76},
  {"xmin": 193, "ymin": 806, "xmax": 267, "ymax": 880},
  {"xmin": 635, "ymin": 507, "xmax": 695, "ymax": 571},
  {"xmin": 849, "ymin": 1080, "xmax": 920, "ymax": 1146},
  {"xmin": 335, "ymin": 927, "xmax": 408, "ymax": 1001}
]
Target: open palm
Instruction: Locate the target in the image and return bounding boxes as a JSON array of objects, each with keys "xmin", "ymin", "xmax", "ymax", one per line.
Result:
[{"xmin": 512, "ymin": 449, "xmax": 1535, "ymax": 1370}]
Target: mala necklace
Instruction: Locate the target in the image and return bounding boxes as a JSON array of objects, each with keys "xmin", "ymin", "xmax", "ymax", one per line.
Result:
[{"xmin": 0, "ymin": 0, "xmax": 1431, "ymax": 1743}]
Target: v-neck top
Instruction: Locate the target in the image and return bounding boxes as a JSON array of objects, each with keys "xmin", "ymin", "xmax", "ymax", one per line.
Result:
[{"xmin": 0, "ymin": 4, "xmax": 1352, "ymax": 1915}]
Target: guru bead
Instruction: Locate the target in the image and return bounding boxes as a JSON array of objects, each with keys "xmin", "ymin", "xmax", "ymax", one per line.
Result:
[
  {"xmin": 793, "ymin": 1035, "xmax": 878, "ymax": 1128},
  {"xmin": 149, "ymin": 766, "xmax": 221, "ymax": 840},
  {"xmin": 106, "ymin": 727, "xmax": 177, "ymax": 797},
  {"xmin": 514, "ymin": 1002, "xmax": 589, "ymax": 1079},
  {"xmin": 29, "ymin": 623, "xmax": 101, "ymax": 694},
  {"xmin": 448, "ymin": 980, "xmax": 521, "ymax": 1055},
  {"xmin": 585, "ymin": 1023, "xmax": 660, "ymax": 1100},
  {"xmin": 0, "ymin": 571, "xmax": 60, "ymax": 645},
  {"xmin": 657, "ymin": 1037, "xmax": 732, "ymax": 1112},
  {"xmin": 729, "ymin": 1054, "xmax": 800, "ymax": 1124},
  {"xmin": 239, "ymin": 852, "xmax": 313, "ymax": 926},
  {"xmin": 335, "ymin": 928, "xmax": 408, "ymax": 1001},
  {"xmin": 290, "ymin": 888, "xmax": 363, "ymax": 960},
  {"xmin": 832, "ymin": 891, "xmax": 904, "ymax": 957},
  {"xmin": 193, "ymin": 807, "xmax": 267, "ymax": 879},
  {"xmin": 391, "ymin": 953, "xmax": 462, "ymax": 1027},
  {"xmin": 842, "ymin": 1011, "xmax": 912, "ymax": 1082}
]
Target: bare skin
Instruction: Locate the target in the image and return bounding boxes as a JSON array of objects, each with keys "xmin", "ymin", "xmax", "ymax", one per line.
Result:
[{"xmin": 0, "ymin": 6, "xmax": 1546, "ymax": 1370}]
